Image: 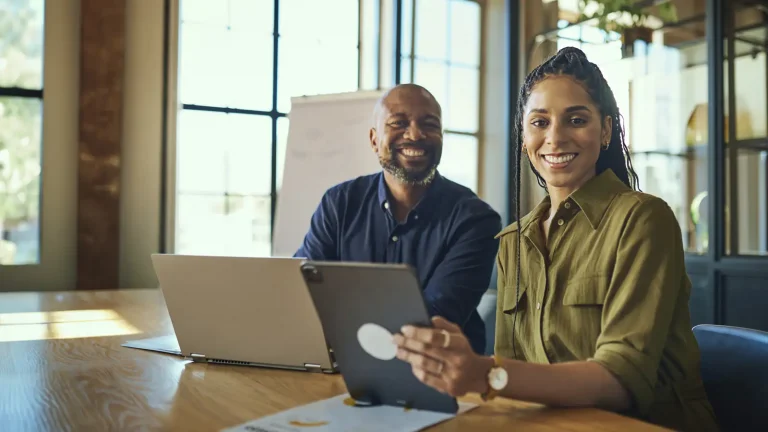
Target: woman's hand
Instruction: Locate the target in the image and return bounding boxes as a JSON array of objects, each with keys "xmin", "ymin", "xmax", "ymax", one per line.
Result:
[{"xmin": 393, "ymin": 316, "xmax": 494, "ymax": 397}]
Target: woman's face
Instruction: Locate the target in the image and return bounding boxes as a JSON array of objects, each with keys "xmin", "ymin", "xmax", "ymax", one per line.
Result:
[{"xmin": 522, "ymin": 75, "xmax": 611, "ymax": 193}]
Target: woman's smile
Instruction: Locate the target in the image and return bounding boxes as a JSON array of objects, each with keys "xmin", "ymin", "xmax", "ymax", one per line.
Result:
[{"xmin": 541, "ymin": 152, "xmax": 578, "ymax": 169}]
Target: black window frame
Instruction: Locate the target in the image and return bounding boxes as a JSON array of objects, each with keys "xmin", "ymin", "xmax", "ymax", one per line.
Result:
[
  {"xmin": 169, "ymin": 0, "xmax": 363, "ymax": 253},
  {"xmin": 393, "ymin": 0, "xmax": 487, "ymax": 194}
]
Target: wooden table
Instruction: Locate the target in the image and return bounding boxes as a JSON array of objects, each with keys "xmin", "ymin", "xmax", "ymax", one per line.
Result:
[{"xmin": 0, "ymin": 289, "xmax": 668, "ymax": 431}]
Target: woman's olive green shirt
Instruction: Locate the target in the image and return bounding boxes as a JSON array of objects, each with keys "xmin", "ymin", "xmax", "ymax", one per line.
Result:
[{"xmin": 494, "ymin": 170, "xmax": 719, "ymax": 432}]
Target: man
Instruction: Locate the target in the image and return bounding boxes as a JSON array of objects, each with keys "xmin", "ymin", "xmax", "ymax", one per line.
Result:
[{"xmin": 295, "ymin": 83, "xmax": 501, "ymax": 354}]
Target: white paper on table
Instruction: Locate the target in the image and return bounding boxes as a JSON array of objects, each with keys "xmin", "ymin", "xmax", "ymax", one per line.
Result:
[{"xmin": 220, "ymin": 394, "xmax": 478, "ymax": 432}]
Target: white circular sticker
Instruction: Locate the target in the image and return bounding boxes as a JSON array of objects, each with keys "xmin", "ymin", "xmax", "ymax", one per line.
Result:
[{"xmin": 357, "ymin": 323, "xmax": 397, "ymax": 361}]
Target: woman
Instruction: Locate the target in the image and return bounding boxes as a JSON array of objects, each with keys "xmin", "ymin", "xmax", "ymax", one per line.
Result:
[{"xmin": 393, "ymin": 47, "xmax": 719, "ymax": 431}]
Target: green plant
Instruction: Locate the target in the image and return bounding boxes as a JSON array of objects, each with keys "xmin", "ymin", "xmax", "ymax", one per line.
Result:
[{"xmin": 578, "ymin": 0, "xmax": 678, "ymax": 35}]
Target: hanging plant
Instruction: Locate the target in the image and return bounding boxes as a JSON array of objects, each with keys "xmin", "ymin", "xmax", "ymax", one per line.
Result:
[{"xmin": 578, "ymin": 0, "xmax": 678, "ymax": 40}]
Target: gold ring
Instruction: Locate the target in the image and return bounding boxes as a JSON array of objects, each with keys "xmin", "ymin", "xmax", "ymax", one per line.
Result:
[{"xmin": 441, "ymin": 329, "xmax": 451, "ymax": 349}]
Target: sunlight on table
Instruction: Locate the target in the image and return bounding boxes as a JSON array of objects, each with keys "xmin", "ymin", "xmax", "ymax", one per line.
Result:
[{"xmin": 0, "ymin": 309, "xmax": 141, "ymax": 342}]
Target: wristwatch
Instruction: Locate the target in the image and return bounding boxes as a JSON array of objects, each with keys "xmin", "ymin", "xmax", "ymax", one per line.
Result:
[{"xmin": 481, "ymin": 354, "xmax": 508, "ymax": 401}]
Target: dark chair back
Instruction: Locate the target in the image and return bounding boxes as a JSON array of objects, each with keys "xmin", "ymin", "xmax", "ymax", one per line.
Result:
[
  {"xmin": 476, "ymin": 265, "xmax": 498, "ymax": 356},
  {"xmin": 693, "ymin": 324, "xmax": 768, "ymax": 432}
]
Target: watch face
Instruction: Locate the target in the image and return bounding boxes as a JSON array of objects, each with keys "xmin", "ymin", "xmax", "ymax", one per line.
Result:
[{"xmin": 489, "ymin": 367, "xmax": 508, "ymax": 391}]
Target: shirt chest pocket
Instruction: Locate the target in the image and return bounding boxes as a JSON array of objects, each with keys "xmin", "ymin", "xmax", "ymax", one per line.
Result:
[{"xmin": 562, "ymin": 275, "xmax": 610, "ymax": 306}]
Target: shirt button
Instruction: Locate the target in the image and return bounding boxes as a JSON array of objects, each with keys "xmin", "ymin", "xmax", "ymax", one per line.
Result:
[
  {"xmin": 557, "ymin": 219, "xmax": 564, "ymax": 226},
  {"xmin": 564, "ymin": 202, "xmax": 571, "ymax": 209},
  {"xmin": 414, "ymin": 214, "xmax": 419, "ymax": 220},
  {"xmin": 391, "ymin": 236, "xmax": 398, "ymax": 242},
  {"xmin": 384, "ymin": 202, "xmax": 389, "ymax": 209},
  {"xmin": 536, "ymin": 302, "xmax": 541, "ymax": 310}
]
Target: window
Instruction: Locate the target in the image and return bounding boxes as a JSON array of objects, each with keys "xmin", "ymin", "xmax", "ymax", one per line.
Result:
[
  {"xmin": 723, "ymin": 3, "xmax": 768, "ymax": 256},
  {"xmin": 174, "ymin": 0, "xmax": 359, "ymax": 257},
  {"xmin": 0, "ymin": 0, "xmax": 45, "ymax": 265},
  {"xmin": 399, "ymin": 0, "xmax": 482, "ymax": 192}
]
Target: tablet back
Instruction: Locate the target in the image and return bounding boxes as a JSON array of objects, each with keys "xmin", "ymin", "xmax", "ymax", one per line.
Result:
[{"xmin": 300, "ymin": 261, "xmax": 459, "ymax": 413}]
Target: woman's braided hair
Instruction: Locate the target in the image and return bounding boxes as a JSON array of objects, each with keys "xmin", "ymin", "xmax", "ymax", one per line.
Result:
[{"xmin": 509, "ymin": 47, "xmax": 640, "ymax": 358}]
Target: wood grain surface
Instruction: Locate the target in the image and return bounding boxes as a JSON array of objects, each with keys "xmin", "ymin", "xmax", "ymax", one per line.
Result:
[{"xmin": 0, "ymin": 289, "xmax": 669, "ymax": 431}]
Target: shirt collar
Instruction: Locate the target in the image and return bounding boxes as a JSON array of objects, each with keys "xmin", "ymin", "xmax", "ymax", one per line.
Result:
[
  {"xmin": 569, "ymin": 169, "xmax": 630, "ymax": 229},
  {"xmin": 377, "ymin": 172, "xmax": 388, "ymax": 208},
  {"xmin": 495, "ymin": 169, "xmax": 630, "ymax": 237},
  {"xmin": 377, "ymin": 171, "xmax": 444, "ymax": 219}
]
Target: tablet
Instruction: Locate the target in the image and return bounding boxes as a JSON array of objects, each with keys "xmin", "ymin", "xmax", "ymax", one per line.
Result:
[{"xmin": 300, "ymin": 261, "xmax": 459, "ymax": 414}]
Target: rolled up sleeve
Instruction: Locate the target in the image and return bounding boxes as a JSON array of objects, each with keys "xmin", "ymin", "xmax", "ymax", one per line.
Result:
[{"xmin": 588, "ymin": 198, "xmax": 685, "ymax": 415}]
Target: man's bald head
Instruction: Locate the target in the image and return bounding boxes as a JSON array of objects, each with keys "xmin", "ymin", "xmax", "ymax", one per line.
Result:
[{"xmin": 372, "ymin": 83, "xmax": 442, "ymax": 127}]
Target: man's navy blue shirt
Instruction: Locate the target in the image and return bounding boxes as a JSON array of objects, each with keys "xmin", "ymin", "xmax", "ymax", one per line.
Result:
[{"xmin": 295, "ymin": 171, "xmax": 502, "ymax": 354}]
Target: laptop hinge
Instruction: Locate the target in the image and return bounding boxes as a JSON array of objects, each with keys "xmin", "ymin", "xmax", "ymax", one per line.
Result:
[
  {"xmin": 190, "ymin": 353, "xmax": 207, "ymax": 363},
  {"xmin": 304, "ymin": 363, "xmax": 322, "ymax": 372}
]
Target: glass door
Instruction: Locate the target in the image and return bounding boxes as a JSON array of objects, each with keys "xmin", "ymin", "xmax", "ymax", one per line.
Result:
[{"xmin": 722, "ymin": 0, "xmax": 768, "ymax": 256}]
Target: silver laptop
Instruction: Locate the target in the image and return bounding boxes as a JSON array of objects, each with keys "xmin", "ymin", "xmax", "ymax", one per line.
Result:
[{"xmin": 124, "ymin": 254, "xmax": 336, "ymax": 373}]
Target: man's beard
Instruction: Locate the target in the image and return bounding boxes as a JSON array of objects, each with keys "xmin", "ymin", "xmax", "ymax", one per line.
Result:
[{"xmin": 379, "ymin": 154, "xmax": 438, "ymax": 186}]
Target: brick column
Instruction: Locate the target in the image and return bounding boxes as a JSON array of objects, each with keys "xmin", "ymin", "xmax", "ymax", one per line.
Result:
[{"xmin": 77, "ymin": 0, "xmax": 126, "ymax": 290}]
